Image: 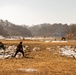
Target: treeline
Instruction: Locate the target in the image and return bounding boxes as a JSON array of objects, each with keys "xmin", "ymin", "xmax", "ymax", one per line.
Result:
[
  {"xmin": 0, "ymin": 20, "xmax": 32, "ymax": 37},
  {"xmin": 29, "ymin": 23, "xmax": 76, "ymax": 39},
  {"xmin": 0, "ymin": 19, "xmax": 76, "ymax": 39}
]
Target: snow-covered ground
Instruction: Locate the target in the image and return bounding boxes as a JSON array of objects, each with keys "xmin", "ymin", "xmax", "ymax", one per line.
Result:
[
  {"xmin": 0, "ymin": 44, "xmax": 76, "ymax": 59},
  {"xmin": 0, "ymin": 45, "xmax": 41, "ymax": 59},
  {"xmin": 59, "ymin": 46, "xmax": 76, "ymax": 58},
  {"xmin": 0, "ymin": 45, "xmax": 27, "ymax": 59},
  {"xmin": 51, "ymin": 41, "xmax": 68, "ymax": 43}
]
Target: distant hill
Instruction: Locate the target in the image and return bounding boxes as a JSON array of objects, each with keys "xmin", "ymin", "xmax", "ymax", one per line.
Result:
[
  {"xmin": 0, "ymin": 19, "xmax": 76, "ymax": 39},
  {"xmin": 29, "ymin": 23, "xmax": 69, "ymax": 37},
  {"xmin": 29, "ymin": 23, "xmax": 76, "ymax": 39},
  {"xmin": 0, "ymin": 19, "xmax": 32, "ymax": 37}
]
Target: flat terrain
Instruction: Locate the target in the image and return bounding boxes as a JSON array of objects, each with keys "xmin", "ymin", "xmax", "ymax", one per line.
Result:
[{"xmin": 0, "ymin": 40, "xmax": 76, "ymax": 75}]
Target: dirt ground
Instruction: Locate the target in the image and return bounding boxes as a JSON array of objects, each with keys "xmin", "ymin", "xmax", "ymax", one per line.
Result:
[{"xmin": 0, "ymin": 40, "xmax": 76, "ymax": 75}]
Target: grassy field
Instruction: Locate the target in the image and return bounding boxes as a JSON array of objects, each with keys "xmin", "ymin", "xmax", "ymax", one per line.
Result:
[{"xmin": 0, "ymin": 40, "xmax": 76, "ymax": 75}]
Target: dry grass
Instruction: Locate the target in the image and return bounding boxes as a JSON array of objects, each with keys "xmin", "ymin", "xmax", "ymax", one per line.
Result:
[{"xmin": 0, "ymin": 40, "xmax": 76, "ymax": 75}]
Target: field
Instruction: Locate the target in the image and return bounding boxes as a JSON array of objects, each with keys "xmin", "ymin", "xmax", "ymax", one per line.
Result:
[{"xmin": 0, "ymin": 40, "xmax": 76, "ymax": 75}]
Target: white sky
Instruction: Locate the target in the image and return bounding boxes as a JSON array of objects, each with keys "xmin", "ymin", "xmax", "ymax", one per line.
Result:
[{"xmin": 0, "ymin": 0, "xmax": 76, "ymax": 26}]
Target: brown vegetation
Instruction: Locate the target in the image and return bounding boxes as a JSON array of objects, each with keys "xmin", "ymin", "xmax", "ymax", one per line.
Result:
[{"xmin": 0, "ymin": 40, "xmax": 76, "ymax": 75}]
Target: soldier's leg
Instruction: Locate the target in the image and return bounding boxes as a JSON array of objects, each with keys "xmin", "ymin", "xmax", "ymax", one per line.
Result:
[
  {"xmin": 20, "ymin": 50, "xmax": 24, "ymax": 57},
  {"xmin": 13, "ymin": 50, "xmax": 19, "ymax": 57}
]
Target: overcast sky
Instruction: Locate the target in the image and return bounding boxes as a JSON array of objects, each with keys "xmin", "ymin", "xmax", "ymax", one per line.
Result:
[{"xmin": 0, "ymin": 0, "xmax": 76, "ymax": 26}]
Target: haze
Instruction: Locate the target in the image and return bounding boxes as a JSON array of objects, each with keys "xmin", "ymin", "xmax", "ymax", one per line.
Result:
[{"xmin": 0, "ymin": 0, "xmax": 76, "ymax": 26}]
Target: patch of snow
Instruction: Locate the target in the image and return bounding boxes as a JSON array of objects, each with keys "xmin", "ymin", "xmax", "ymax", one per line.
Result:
[
  {"xmin": 33, "ymin": 47, "xmax": 41, "ymax": 51},
  {"xmin": 18, "ymin": 68, "xmax": 38, "ymax": 72},
  {"xmin": 46, "ymin": 47, "xmax": 51, "ymax": 50},
  {"xmin": 51, "ymin": 41, "xmax": 68, "ymax": 42},
  {"xmin": 59, "ymin": 46, "xmax": 76, "ymax": 58},
  {"xmin": 44, "ymin": 40, "xmax": 50, "ymax": 42},
  {"xmin": 15, "ymin": 52, "xmax": 23, "ymax": 58},
  {"xmin": 0, "ymin": 54, "xmax": 11, "ymax": 59},
  {"xmin": 0, "ymin": 35, "xmax": 5, "ymax": 39}
]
